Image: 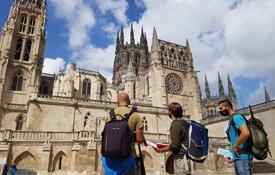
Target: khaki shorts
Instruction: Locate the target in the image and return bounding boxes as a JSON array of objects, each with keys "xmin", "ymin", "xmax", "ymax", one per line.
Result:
[{"xmin": 173, "ymin": 158, "xmax": 191, "ymax": 175}]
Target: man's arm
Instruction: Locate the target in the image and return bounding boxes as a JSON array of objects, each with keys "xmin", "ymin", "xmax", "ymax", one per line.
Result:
[
  {"xmin": 156, "ymin": 122, "xmax": 182, "ymax": 153},
  {"xmin": 136, "ymin": 127, "xmax": 144, "ymax": 144},
  {"xmin": 234, "ymin": 124, "xmax": 250, "ymax": 156}
]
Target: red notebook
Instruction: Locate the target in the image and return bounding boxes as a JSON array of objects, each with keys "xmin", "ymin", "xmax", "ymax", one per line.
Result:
[
  {"xmin": 156, "ymin": 143, "xmax": 168, "ymax": 149},
  {"xmin": 146, "ymin": 140, "xmax": 168, "ymax": 149}
]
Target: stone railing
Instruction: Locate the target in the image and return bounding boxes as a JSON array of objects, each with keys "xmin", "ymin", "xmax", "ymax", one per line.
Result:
[
  {"xmin": 143, "ymin": 132, "xmax": 170, "ymax": 143},
  {"xmin": 0, "ymin": 130, "xmax": 95, "ymax": 142},
  {"xmin": 36, "ymin": 95, "xmax": 168, "ymax": 114},
  {"xmin": 201, "ymin": 99, "xmax": 275, "ymax": 125},
  {"xmin": 0, "ymin": 130, "xmax": 170, "ymax": 144},
  {"xmin": 131, "ymin": 98, "xmax": 153, "ymax": 106},
  {"xmin": 37, "ymin": 95, "xmax": 117, "ymax": 108},
  {"xmin": 209, "ymin": 137, "xmax": 230, "ymax": 146},
  {"xmin": 237, "ymin": 99, "xmax": 275, "ymax": 115}
]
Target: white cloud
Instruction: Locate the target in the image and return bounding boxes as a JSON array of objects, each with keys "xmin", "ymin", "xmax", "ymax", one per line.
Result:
[
  {"xmin": 48, "ymin": 0, "xmax": 275, "ymax": 105},
  {"xmin": 96, "ymin": 0, "xmax": 128, "ymax": 24},
  {"xmin": 42, "ymin": 57, "xmax": 66, "ymax": 74},
  {"xmin": 73, "ymin": 44, "xmax": 116, "ymax": 82},
  {"xmin": 49, "ymin": 0, "xmax": 125, "ymax": 82},
  {"xmin": 49, "ymin": 0, "xmax": 96, "ymax": 49},
  {"xmin": 128, "ymin": 0, "xmax": 275, "ymax": 105},
  {"xmin": 247, "ymin": 77, "xmax": 275, "ymax": 105}
]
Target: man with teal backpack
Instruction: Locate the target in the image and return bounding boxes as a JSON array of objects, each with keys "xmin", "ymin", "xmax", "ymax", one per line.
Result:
[{"xmin": 218, "ymin": 99, "xmax": 253, "ymax": 175}]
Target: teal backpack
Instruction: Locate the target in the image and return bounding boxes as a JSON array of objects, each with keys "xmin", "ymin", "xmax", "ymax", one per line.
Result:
[{"xmin": 227, "ymin": 106, "xmax": 271, "ymax": 160}]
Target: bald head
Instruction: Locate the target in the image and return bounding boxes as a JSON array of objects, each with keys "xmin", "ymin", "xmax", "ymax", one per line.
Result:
[{"xmin": 117, "ymin": 92, "xmax": 130, "ymax": 106}]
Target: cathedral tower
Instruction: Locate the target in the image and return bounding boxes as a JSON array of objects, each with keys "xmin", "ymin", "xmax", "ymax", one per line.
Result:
[
  {"xmin": 112, "ymin": 24, "xmax": 149, "ymax": 99},
  {"xmin": 0, "ymin": 0, "xmax": 46, "ymax": 107},
  {"xmin": 149, "ymin": 28, "xmax": 202, "ymax": 120}
]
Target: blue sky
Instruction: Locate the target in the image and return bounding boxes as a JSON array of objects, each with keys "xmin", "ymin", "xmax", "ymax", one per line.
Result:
[{"xmin": 1, "ymin": 0, "xmax": 274, "ymax": 107}]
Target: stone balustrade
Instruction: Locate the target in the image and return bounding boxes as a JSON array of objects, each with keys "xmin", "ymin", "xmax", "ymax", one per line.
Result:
[
  {"xmin": 201, "ymin": 99, "xmax": 275, "ymax": 125},
  {"xmin": 36, "ymin": 95, "xmax": 168, "ymax": 114},
  {"xmin": 0, "ymin": 130, "xmax": 96, "ymax": 142},
  {"xmin": 0, "ymin": 130, "xmax": 171, "ymax": 143},
  {"xmin": 208, "ymin": 137, "xmax": 230, "ymax": 146}
]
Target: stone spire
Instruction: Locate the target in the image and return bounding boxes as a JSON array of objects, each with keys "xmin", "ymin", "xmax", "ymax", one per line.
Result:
[
  {"xmin": 116, "ymin": 31, "xmax": 120, "ymax": 45},
  {"xmin": 140, "ymin": 27, "xmax": 145, "ymax": 46},
  {"xmin": 205, "ymin": 75, "xmax": 211, "ymax": 98},
  {"xmin": 264, "ymin": 86, "xmax": 271, "ymax": 102},
  {"xmin": 130, "ymin": 23, "xmax": 135, "ymax": 45},
  {"xmin": 151, "ymin": 27, "xmax": 159, "ymax": 53},
  {"xmin": 218, "ymin": 72, "xmax": 225, "ymax": 97},
  {"xmin": 186, "ymin": 38, "xmax": 194, "ymax": 69},
  {"xmin": 228, "ymin": 74, "xmax": 236, "ymax": 98},
  {"xmin": 186, "ymin": 39, "xmax": 190, "ymax": 51},
  {"xmin": 120, "ymin": 25, "xmax": 124, "ymax": 45},
  {"xmin": 144, "ymin": 32, "xmax": 148, "ymax": 51},
  {"xmin": 144, "ymin": 33, "xmax": 148, "ymax": 45}
]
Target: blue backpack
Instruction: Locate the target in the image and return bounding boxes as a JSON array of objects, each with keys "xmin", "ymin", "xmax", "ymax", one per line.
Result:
[{"xmin": 180, "ymin": 120, "xmax": 209, "ymax": 163}]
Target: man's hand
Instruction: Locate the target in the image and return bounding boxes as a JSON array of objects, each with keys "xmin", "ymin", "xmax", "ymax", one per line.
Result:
[
  {"xmin": 234, "ymin": 144, "xmax": 240, "ymax": 157},
  {"xmin": 153, "ymin": 147, "xmax": 161, "ymax": 153},
  {"xmin": 153, "ymin": 146, "xmax": 170, "ymax": 153},
  {"xmin": 226, "ymin": 157, "xmax": 234, "ymax": 165}
]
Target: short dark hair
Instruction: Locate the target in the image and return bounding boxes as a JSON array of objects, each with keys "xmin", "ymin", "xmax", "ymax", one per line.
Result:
[
  {"xmin": 218, "ymin": 99, "xmax": 233, "ymax": 109},
  {"xmin": 168, "ymin": 102, "xmax": 183, "ymax": 118}
]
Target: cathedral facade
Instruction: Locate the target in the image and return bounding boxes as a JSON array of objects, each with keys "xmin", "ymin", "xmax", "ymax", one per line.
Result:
[
  {"xmin": 0, "ymin": 0, "xmax": 204, "ymax": 132},
  {"xmin": 0, "ymin": 0, "xmax": 240, "ymax": 174}
]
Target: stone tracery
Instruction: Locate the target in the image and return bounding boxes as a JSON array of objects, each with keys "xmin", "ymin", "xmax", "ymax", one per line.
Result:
[{"xmin": 160, "ymin": 43, "xmax": 188, "ymax": 71}]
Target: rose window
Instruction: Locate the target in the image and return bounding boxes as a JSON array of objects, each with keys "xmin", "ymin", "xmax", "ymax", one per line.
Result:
[{"xmin": 165, "ymin": 73, "xmax": 183, "ymax": 94}]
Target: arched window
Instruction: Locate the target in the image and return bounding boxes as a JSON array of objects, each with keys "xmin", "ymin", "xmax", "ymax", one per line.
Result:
[
  {"xmin": 52, "ymin": 151, "xmax": 67, "ymax": 171},
  {"xmin": 24, "ymin": 39, "xmax": 32, "ymax": 61},
  {"xmin": 82, "ymin": 79, "xmax": 91, "ymax": 95},
  {"xmin": 146, "ymin": 76, "xmax": 149, "ymax": 95},
  {"xmin": 39, "ymin": 82, "xmax": 49, "ymax": 94},
  {"xmin": 14, "ymin": 38, "xmax": 23, "ymax": 60},
  {"xmin": 133, "ymin": 82, "xmax": 136, "ymax": 99},
  {"xmin": 28, "ymin": 17, "xmax": 36, "ymax": 34},
  {"xmin": 142, "ymin": 117, "xmax": 148, "ymax": 131},
  {"xmin": 84, "ymin": 116, "xmax": 88, "ymax": 127},
  {"xmin": 210, "ymin": 109, "xmax": 214, "ymax": 115},
  {"xmin": 11, "ymin": 70, "xmax": 23, "ymax": 91},
  {"xmin": 84, "ymin": 112, "xmax": 90, "ymax": 128},
  {"xmin": 58, "ymin": 156, "xmax": 62, "ymax": 170},
  {"xmin": 19, "ymin": 14, "xmax": 27, "ymax": 33},
  {"xmin": 16, "ymin": 115, "xmax": 23, "ymax": 131},
  {"xmin": 100, "ymin": 83, "xmax": 104, "ymax": 96}
]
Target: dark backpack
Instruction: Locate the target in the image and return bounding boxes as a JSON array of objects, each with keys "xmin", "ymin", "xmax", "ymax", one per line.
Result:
[
  {"xmin": 226, "ymin": 106, "xmax": 271, "ymax": 160},
  {"xmin": 101, "ymin": 107, "xmax": 137, "ymax": 159},
  {"xmin": 177, "ymin": 119, "xmax": 209, "ymax": 163}
]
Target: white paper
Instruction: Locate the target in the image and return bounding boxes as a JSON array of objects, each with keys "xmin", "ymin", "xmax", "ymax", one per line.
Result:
[
  {"xmin": 146, "ymin": 140, "xmax": 157, "ymax": 148},
  {"xmin": 217, "ymin": 148, "xmax": 233, "ymax": 158}
]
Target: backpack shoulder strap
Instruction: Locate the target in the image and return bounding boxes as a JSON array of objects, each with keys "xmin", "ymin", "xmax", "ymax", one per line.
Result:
[
  {"xmin": 175, "ymin": 119, "xmax": 190, "ymax": 151},
  {"xmin": 124, "ymin": 106, "xmax": 138, "ymax": 121},
  {"xmin": 109, "ymin": 109, "xmax": 116, "ymax": 121},
  {"xmin": 230, "ymin": 113, "xmax": 248, "ymax": 130},
  {"xmin": 175, "ymin": 118, "xmax": 190, "ymax": 129}
]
